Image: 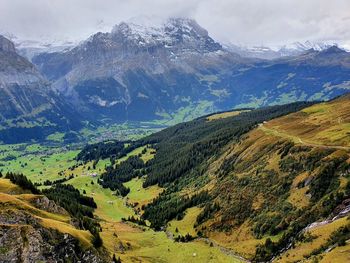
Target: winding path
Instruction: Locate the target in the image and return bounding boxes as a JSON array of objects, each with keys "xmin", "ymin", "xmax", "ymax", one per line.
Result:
[{"xmin": 259, "ymin": 125, "xmax": 350, "ymax": 151}]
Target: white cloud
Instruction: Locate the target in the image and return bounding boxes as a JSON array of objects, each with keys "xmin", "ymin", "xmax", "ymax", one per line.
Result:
[{"xmin": 0, "ymin": 0, "xmax": 349, "ymax": 47}]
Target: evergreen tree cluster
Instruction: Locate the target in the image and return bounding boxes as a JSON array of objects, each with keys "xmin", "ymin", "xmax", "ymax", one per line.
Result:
[
  {"xmin": 174, "ymin": 233, "xmax": 195, "ymax": 242},
  {"xmin": 42, "ymin": 174, "xmax": 75, "ymax": 186},
  {"xmin": 5, "ymin": 172, "xmax": 40, "ymax": 194},
  {"xmin": 142, "ymin": 190, "xmax": 210, "ymax": 230},
  {"xmin": 43, "ymin": 184, "xmax": 97, "ymax": 217},
  {"xmin": 42, "ymin": 184, "xmax": 103, "ymax": 247},
  {"xmin": 140, "ymin": 101, "xmax": 315, "ymax": 187},
  {"xmin": 99, "ymin": 155, "xmax": 145, "ymax": 196},
  {"xmin": 76, "ymin": 140, "xmax": 141, "ymax": 162},
  {"xmin": 121, "ymin": 215, "xmax": 147, "ymax": 226}
]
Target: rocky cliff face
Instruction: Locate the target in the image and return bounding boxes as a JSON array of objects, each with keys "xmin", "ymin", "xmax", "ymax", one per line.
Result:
[
  {"xmin": 0, "ymin": 35, "xmax": 82, "ymax": 143},
  {"xmin": 0, "ymin": 35, "xmax": 16, "ymax": 52},
  {"xmin": 0, "ymin": 211, "xmax": 104, "ymax": 263},
  {"xmin": 0, "ymin": 180, "xmax": 110, "ymax": 263}
]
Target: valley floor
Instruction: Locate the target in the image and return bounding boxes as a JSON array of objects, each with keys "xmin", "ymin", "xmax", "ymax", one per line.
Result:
[{"xmin": 0, "ymin": 143, "xmax": 243, "ymax": 262}]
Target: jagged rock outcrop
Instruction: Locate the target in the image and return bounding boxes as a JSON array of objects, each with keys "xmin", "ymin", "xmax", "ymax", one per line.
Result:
[
  {"xmin": 0, "ymin": 222, "xmax": 106, "ymax": 263},
  {"xmin": 0, "ymin": 199, "xmax": 110, "ymax": 262},
  {"xmin": 29, "ymin": 195, "xmax": 68, "ymax": 215},
  {"xmin": 0, "ymin": 35, "xmax": 16, "ymax": 52}
]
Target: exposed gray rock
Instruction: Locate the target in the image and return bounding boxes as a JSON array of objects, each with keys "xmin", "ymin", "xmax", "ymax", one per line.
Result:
[
  {"xmin": 0, "ymin": 35, "xmax": 82, "ymax": 143},
  {"xmin": 29, "ymin": 195, "xmax": 68, "ymax": 215},
  {"xmin": 0, "ymin": 35, "xmax": 15, "ymax": 52},
  {"xmin": 0, "ymin": 206, "xmax": 110, "ymax": 262}
]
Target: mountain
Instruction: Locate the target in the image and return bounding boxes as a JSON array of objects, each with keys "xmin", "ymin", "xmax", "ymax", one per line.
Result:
[
  {"xmin": 0, "ymin": 35, "xmax": 82, "ymax": 143},
  {"xmin": 32, "ymin": 19, "xmax": 350, "ymax": 123},
  {"xmin": 224, "ymin": 44, "xmax": 285, "ymax": 60},
  {"xmin": 31, "ymin": 18, "xmax": 248, "ymax": 122},
  {"xmin": 77, "ymin": 93, "xmax": 350, "ymax": 262},
  {"xmin": 225, "ymin": 40, "xmax": 340, "ymax": 60},
  {"xmin": 225, "ymin": 45, "xmax": 350, "ymax": 108}
]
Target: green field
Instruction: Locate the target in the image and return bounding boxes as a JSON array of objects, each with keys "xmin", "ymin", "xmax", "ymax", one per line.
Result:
[
  {"xmin": 113, "ymin": 225, "xmax": 241, "ymax": 263},
  {"xmin": 66, "ymin": 175, "xmax": 134, "ymax": 222},
  {"xmin": 124, "ymin": 177, "xmax": 163, "ymax": 208},
  {"xmin": 167, "ymin": 206, "xmax": 202, "ymax": 237},
  {"xmin": 0, "ymin": 143, "xmax": 79, "ymax": 183}
]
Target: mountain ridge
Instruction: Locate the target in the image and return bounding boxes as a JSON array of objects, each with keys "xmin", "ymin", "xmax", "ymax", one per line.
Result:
[
  {"xmin": 74, "ymin": 93, "xmax": 350, "ymax": 262},
  {"xmin": 0, "ymin": 35, "xmax": 83, "ymax": 143},
  {"xmin": 31, "ymin": 18, "xmax": 350, "ymax": 124}
]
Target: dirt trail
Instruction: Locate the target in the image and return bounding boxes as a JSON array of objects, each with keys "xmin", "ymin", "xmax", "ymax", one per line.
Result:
[
  {"xmin": 198, "ymin": 238, "xmax": 250, "ymax": 262},
  {"xmin": 259, "ymin": 125, "xmax": 350, "ymax": 151}
]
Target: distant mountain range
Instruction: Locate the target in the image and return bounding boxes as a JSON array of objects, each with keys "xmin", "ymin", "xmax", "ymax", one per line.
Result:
[
  {"xmin": 1, "ymin": 17, "xmax": 350, "ymax": 142},
  {"xmin": 224, "ymin": 40, "xmax": 342, "ymax": 60}
]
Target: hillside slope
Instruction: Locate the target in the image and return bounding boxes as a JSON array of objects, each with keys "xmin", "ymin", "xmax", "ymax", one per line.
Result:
[
  {"xmin": 185, "ymin": 94, "xmax": 350, "ymax": 262},
  {"xmin": 0, "ymin": 177, "xmax": 109, "ymax": 262},
  {"xmin": 76, "ymin": 94, "xmax": 350, "ymax": 262}
]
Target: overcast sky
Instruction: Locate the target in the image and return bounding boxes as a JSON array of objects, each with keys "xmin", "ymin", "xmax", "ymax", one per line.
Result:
[{"xmin": 1, "ymin": 0, "xmax": 350, "ymax": 48}]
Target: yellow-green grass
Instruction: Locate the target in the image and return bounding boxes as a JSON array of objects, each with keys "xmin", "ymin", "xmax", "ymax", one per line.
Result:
[
  {"xmin": 319, "ymin": 242, "xmax": 350, "ymax": 263},
  {"xmin": 0, "ymin": 178, "xmax": 22, "ymax": 194},
  {"xmin": 276, "ymin": 217, "xmax": 350, "ymax": 262},
  {"xmin": 140, "ymin": 147, "xmax": 156, "ymax": 163},
  {"xmin": 151, "ymin": 100, "xmax": 214, "ymax": 126},
  {"xmin": 39, "ymin": 217, "xmax": 92, "ymax": 248},
  {"xmin": 287, "ymin": 172, "xmax": 311, "ymax": 209},
  {"xmin": 0, "ymin": 192, "xmax": 69, "ymax": 223},
  {"xmin": 123, "ymin": 177, "xmax": 163, "ymax": 208},
  {"xmin": 167, "ymin": 206, "xmax": 202, "ymax": 237},
  {"xmin": 207, "ymin": 219, "xmax": 282, "ymax": 259},
  {"xmin": 66, "ymin": 158, "xmax": 111, "ymax": 177},
  {"xmin": 66, "ymin": 175, "xmax": 134, "ymax": 222},
  {"xmin": 0, "ymin": 180, "xmax": 91, "ymax": 247},
  {"xmin": 207, "ymin": 110, "xmax": 249, "ymax": 121},
  {"xmin": 101, "ymin": 222, "xmax": 242, "ymax": 263},
  {"xmin": 261, "ymin": 95, "xmax": 350, "ymax": 148},
  {"xmin": 0, "ymin": 149, "xmax": 80, "ymax": 183},
  {"xmin": 46, "ymin": 132, "xmax": 65, "ymax": 142},
  {"xmin": 116, "ymin": 146, "xmax": 147, "ymax": 164}
]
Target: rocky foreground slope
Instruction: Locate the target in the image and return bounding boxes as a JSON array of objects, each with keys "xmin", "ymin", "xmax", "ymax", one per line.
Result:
[{"xmin": 0, "ymin": 178, "xmax": 110, "ymax": 262}]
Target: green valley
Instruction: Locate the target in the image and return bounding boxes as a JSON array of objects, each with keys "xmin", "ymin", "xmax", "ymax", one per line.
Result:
[{"xmin": 1, "ymin": 95, "xmax": 349, "ymax": 262}]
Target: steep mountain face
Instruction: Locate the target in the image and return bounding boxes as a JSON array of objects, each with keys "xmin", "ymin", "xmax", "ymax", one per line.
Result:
[
  {"xmin": 0, "ymin": 35, "xmax": 82, "ymax": 143},
  {"xmin": 32, "ymin": 19, "xmax": 350, "ymax": 122},
  {"xmin": 32, "ymin": 18, "xmax": 247, "ymax": 121}
]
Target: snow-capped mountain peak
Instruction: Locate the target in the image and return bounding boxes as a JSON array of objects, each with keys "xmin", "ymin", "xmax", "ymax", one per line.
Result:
[
  {"xmin": 224, "ymin": 40, "xmax": 346, "ymax": 60},
  {"xmin": 110, "ymin": 17, "xmax": 219, "ymax": 51},
  {"xmin": 278, "ymin": 41, "xmax": 336, "ymax": 54}
]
